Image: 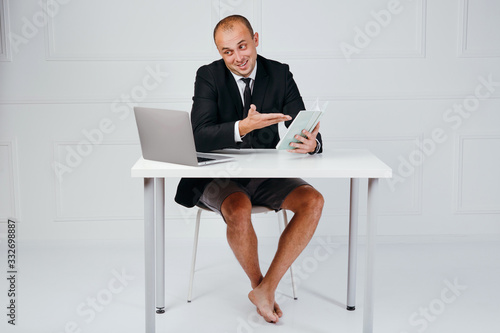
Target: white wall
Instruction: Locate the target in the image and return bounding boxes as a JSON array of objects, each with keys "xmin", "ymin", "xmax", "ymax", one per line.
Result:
[{"xmin": 1, "ymin": 0, "xmax": 499, "ymax": 241}]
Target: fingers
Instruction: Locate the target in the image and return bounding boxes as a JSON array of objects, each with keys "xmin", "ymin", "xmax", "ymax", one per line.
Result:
[
  {"xmin": 287, "ymin": 142, "xmax": 315, "ymax": 154},
  {"xmin": 311, "ymin": 121, "xmax": 320, "ymax": 135},
  {"xmin": 293, "ymin": 133, "xmax": 307, "ymax": 144},
  {"xmin": 259, "ymin": 112, "xmax": 292, "ymax": 122},
  {"xmin": 287, "ymin": 128, "xmax": 318, "ymax": 154},
  {"xmin": 243, "ymin": 107, "xmax": 292, "ymax": 133},
  {"xmin": 301, "ymin": 125, "xmax": 319, "ymax": 141},
  {"xmin": 249, "ymin": 112, "xmax": 291, "ymax": 129},
  {"xmin": 260, "ymin": 113, "xmax": 292, "ymax": 123},
  {"xmin": 247, "ymin": 106, "xmax": 290, "ymax": 122},
  {"xmin": 287, "ymin": 147, "xmax": 311, "ymax": 154},
  {"xmin": 287, "ymin": 142, "xmax": 316, "ymax": 154},
  {"xmin": 248, "ymin": 104, "xmax": 257, "ymax": 115}
]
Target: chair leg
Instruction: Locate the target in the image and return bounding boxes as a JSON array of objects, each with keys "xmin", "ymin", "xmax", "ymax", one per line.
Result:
[
  {"xmin": 279, "ymin": 210, "xmax": 298, "ymax": 300},
  {"xmin": 288, "ymin": 263, "xmax": 298, "ymax": 300},
  {"xmin": 187, "ymin": 208, "xmax": 202, "ymax": 302}
]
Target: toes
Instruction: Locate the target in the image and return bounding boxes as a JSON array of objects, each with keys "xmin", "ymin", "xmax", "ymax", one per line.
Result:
[
  {"xmin": 264, "ymin": 312, "xmax": 278, "ymax": 323},
  {"xmin": 257, "ymin": 306, "xmax": 278, "ymax": 323},
  {"xmin": 274, "ymin": 303, "xmax": 283, "ymax": 318}
]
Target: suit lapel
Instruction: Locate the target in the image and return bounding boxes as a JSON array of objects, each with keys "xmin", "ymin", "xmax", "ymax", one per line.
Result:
[
  {"xmin": 224, "ymin": 56, "xmax": 268, "ymax": 119},
  {"xmin": 225, "ymin": 67, "xmax": 244, "ymax": 119},
  {"xmin": 252, "ymin": 57, "xmax": 269, "ymax": 113}
]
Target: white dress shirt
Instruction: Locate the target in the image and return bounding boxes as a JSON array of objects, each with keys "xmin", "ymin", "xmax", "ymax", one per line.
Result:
[
  {"xmin": 228, "ymin": 63, "xmax": 320, "ymax": 153},
  {"xmin": 230, "ymin": 62, "xmax": 257, "ymax": 142}
]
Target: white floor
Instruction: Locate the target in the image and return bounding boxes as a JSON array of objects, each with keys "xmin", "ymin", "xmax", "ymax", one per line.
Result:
[{"xmin": 1, "ymin": 235, "xmax": 499, "ymax": 333}]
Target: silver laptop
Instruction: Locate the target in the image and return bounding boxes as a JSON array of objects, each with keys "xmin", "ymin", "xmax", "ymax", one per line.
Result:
[{"xmin": 134, "ymin": 107, "xmax": 235, "ymax": 166}]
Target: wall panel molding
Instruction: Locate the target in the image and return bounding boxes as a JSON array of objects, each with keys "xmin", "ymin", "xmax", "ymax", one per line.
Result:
[
  {"xmin": 323, "ymin": 135, "xmax": 423, "ymax": 216},
  {"xmin": 44, "ymin": 0, "xmax": 263, "ymax": 61},
  {"xmin": 262, "ymin": 0, "xmax": 426, "ymax": 60},
  {"xmin": 2, "ymin": 90, "xmax": 500, "ymax": 105},
  {"xmin": 41, "ymin": 0, "xmax": 430, "ymax": 61},
  {"xmin": 454, "ymin": 133, "xmax": 500, "ymax": 214},
  {"xmin": 52, "ymin": 141, "xmax": 199, "ymax": 223},
  {"xmin": 53, "ymin": 141, "xmax": 143, "ymax": 222},
  {"xmin": 0, "ymin": 140, "xmax": 20, "ymax": 222},
  {"xmin": 0, "ymin": 0, "xmax": 12, "ymax": 61},
  {"xmin": 44, "ymin": 0, "xmax": 218, "ymax": 61},
  {"xmin": 458, "ymin": 0, "xmax": 500, "ymax": 58}
]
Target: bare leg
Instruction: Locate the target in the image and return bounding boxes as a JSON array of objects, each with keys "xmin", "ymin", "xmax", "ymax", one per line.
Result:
[
  {"xmin": 221, "ymin": 192, "xmax": 263, "ymax": 287},
  {"xmin": 248, "ymin": 185, "xmax": 324, "ymax": 323},
  {"xmin": 221, "ymin": 192, "xmax": 283, "ymax": 318}
]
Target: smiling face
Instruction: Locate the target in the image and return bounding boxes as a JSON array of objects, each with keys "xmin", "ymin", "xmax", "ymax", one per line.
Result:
[{"xmin": 214, "ymin": 21, "xmax": 259, "ymax": 77}]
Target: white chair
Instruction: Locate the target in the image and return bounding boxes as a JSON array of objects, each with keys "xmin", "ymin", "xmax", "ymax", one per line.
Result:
[{"xmin": 187, "ymin": 205, "xmax": 298, "ymax": 302}]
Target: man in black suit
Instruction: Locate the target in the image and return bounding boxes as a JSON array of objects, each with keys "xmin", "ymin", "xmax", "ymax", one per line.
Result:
[{"xmin": 175, "ymin": 15, "xmax": 324, "ymax": 323}]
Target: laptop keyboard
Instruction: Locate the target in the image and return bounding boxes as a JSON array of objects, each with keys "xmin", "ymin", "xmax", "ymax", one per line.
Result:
[{"xmin": 197, "ymin": 156, "xmax": 215, "ymax": 163}]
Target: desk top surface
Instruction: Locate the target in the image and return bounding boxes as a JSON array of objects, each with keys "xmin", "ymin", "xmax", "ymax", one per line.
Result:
[{"xmin": 131, "ymin": 148, "xmax": 392, "ymax": 179}]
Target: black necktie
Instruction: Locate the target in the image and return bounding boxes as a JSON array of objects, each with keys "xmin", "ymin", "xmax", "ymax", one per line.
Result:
[{"xmin": 242, "ymin": 78, "xmax": 252, "ymax": 118}]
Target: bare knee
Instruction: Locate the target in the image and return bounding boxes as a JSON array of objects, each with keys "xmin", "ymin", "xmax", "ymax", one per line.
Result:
[
  {"xmin": 221, "ymin": 192, "xmax": 252, "ymax": 227},
  {"xmin": 303, "ymin": 188, "xmax": 324, "ymax": 215},
  {"xmin": 284, "ymin": 186, "xmax": 324, "ymax": 217}
]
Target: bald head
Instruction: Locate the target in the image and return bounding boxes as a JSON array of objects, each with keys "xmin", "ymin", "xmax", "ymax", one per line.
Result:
[{"xmin": 213, "ymin": 15, "xmax": 254, "ymax": 41}]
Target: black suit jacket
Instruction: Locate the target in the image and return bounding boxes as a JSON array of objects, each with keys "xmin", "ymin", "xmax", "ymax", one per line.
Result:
[{"xmin": 174, "ymin": 55, "xmax": 322, "ymax": 207}]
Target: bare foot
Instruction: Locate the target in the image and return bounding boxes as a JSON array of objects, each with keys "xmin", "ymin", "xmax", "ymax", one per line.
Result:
[
  {"xmin": 248, "ymin": 287, "xmax": 280, "ymax": 323},
  {"xmin": 257, "ymin": 301, "xmax": 282, "ymax": 318}
]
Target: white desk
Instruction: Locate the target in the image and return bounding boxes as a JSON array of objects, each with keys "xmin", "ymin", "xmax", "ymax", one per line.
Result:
[{"xmin": 131, "ymin": 148, "xmax": 392, "ymax": 333}]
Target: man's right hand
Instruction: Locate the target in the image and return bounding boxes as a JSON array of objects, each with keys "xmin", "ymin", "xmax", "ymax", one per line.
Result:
[{"xmin": 238, "ymin": 104, "xmax": 292, "ymax": 137}]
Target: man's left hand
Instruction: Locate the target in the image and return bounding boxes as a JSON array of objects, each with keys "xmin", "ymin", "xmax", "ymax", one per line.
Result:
[{"xmin": 287, "ymin": 122, "xmax": 320, "ymax": 154}]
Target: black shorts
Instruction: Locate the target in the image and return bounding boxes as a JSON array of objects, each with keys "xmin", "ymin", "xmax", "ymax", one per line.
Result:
[{"xmin": 198, "ymin": 178, "xmax": 310, "ymax": 214}]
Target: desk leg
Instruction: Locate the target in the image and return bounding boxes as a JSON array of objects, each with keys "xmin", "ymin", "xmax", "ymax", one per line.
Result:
[
  {"xmin": 155, "ymin": 178, "xmax": 166, "ymax": 313},
  {"xmin": 363, "ymin": 178, "xmax": 379, "ymax": 333},
  {"xmin": 144, "ymin": 178, "xmax": 156, "ymax": 333},
  {"xmin": 347, "ymin": 178, "xmax": 360, "ymax": 311}
]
